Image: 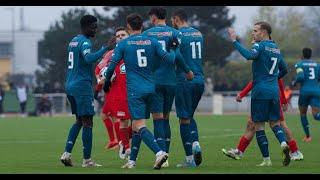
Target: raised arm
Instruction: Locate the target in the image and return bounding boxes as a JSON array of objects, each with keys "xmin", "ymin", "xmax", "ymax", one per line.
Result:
[{"xmin": 81, "ymin": 41, "xmax": 108, "ymax": 64}]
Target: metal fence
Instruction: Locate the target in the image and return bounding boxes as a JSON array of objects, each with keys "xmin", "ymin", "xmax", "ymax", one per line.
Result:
[{"xmin": 33, "ymin": 91, "xmax": 300, "ymax": 115}]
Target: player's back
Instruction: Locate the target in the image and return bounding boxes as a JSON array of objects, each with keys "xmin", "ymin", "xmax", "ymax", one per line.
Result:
[
  {"xmin": 251, "ymin": 40, "xmax": 284, "ymax": 100},
  {"xmin": 65, "ymin": 34, "xmax": 93, "ymax": 96},
  {"xmin": 177, "ymin": 26, "xmax": 204, "ymax": 84},
  {"xmin": 143, "ymin": 25, "xmax": 179, "ymax": 85},
  {"xmin": 118, "ymin": 34, "xmax": 159, "ymax": 94},
  {"xmin": 295, "ymin": 59, "xmax": 320, "ymax": 96}
]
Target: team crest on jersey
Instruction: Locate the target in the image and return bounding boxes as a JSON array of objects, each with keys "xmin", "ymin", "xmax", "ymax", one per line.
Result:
[{"xmin": 120, "ymin": 64, "xmax": 126, "ymax": 74}]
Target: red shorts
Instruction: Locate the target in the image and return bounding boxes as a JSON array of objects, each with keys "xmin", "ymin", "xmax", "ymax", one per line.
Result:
[{"xmin": 102, "ymin": 99, "xmax": 131, "ymax": 120}]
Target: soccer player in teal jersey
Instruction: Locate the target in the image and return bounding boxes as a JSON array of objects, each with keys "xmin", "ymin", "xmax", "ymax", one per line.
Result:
[
  {"xmin": 293, "ymin": 48, "xmax": 320, "ymax": 142},
  {"xmin": 228, "ymin": 21, "xmax": 290, "ymax": 166},
  {"xmin": 143, "ymin": 7, "xmax": 194, "ymax": 167},
  {"xmin": 103, "ymin": 13, "xmax": 177, "ymax": 169},
  {"xmin": 60, "ymin": 15, "xmax": 109, "ymax": 168},
  {"xmin": 171, "ymin": 9, "xmax": 205, "ymax": 167}
]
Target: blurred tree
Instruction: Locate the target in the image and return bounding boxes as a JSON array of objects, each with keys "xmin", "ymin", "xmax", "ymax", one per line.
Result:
[
  {"xmin": 37, "ymin": 6, "xmax": 235, "ymax": 91},
  {"xmin": 242, "ymin": 6, "xmax": 309, "ymax": 58},
  {"xmin": 304, "ymin": 6, "xmax": 320, "ymax": 58}
]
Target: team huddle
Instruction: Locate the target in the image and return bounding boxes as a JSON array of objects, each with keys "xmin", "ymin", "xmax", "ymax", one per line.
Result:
[{"xmin": 59, "ymin": 7, "xmax": 320, "ymax": 170}]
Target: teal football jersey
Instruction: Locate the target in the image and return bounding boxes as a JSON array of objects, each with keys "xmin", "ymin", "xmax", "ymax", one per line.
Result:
[{"xmin": 295, "ymin": 59, "xmax": 320, "ymax": 96}]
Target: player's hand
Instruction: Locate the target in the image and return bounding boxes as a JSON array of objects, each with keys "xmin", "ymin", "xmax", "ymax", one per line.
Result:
[
  {"xmin": 107, "ymin": 36, "xmax": 117, "ymax": 50},
  {"xmin": 186, "ymin": 71, "xmax": 194, "ymax": 81},
  {"xmin": 236, "ymin": 94, "xmax": 242, "ymax": 102},
  {"xmin": 94, "ymin": 90, "xmax": 99, "ymax": 100},
  {"xmin": 168, "ymin": 36, "xmax": 180, "ymax": 50},
  {"xmin": 282, "ymin": 103, "xmax": 288, "ymax": 112},
  {"xmin": 227, "ymin": 28, "xmax": 237, "ymax": 42},
  {"xmin": 103, "ymin": 79, "xmax": 111, "ymax": 93}
]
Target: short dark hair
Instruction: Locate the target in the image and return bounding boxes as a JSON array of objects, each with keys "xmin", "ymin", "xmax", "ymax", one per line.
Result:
[
  {"xmin": 302, "ymin": 47, "xmax": 312, "ymax": 59},
  {"xmin": 172, "ymin": 9, "xmax": 188, "ymax": 22},
  {"xmin": 115, "ymin": 26, "xmax": 129, "ymax": 34},
  {"xmin": 255, "ymin": 21, "xmax": 272, "ymax": 39},
  {"xmin": 148, "ymin": 7, "xmax": 166, "ymax": 20},
  {"xmin": 126, "ymin": 13, "xmax": 143, "ymax": 31},
  {"xmin": 80, "ymin": 15, "xmax": 97, "ymax": 29}
]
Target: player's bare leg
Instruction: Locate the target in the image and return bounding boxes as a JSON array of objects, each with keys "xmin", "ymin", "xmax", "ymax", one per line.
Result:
[
  {"xmin": 299, "ymin": 106, "xmax": 312, "ymax": 142},
  {"xmin": 222, "ymin": 118, "xmax": 255, "ymax": 160}
]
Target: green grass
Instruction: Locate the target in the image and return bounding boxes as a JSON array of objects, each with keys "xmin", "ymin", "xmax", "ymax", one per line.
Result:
[{"xmin": 0, "ymin": 114, "xmax": 319, "ymax": 174}]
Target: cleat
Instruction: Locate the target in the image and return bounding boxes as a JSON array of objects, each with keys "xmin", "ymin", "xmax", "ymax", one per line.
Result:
[
  {"xmin": 221, "ymin": 148, "xmax": 242, "ymax": 160},
  {"xmin": 60, "ymin": 152, "xmax": 73, "ymax": 167},
  {"xmin": 176, "ymin": 159, "xmax": 196, "ymax": 168},
  {"xmin": 193, "ymin": 144, "xmax": 202, "ymax": 166},
  {"xmin": 118, "ymin": 141, "xmax": 126, "ymax": 159},
  {"xmin": 122, "ymin": 160, "xmax": 136, "ymax": 169},
  {"xmin": 256, "ymin": 159, "xmax": 272, "ymax": 167},
  {"xmin": 281, "ymin": 145, "xmax": 291, "ymax": 166},
  {"xmin": 153, "ymin": 152, "xmax": 168, "ymax": 170},
  {"xmin": 303, "ymin": 136, "xmax": 312, "ymax": 143},
  {"xmin": 106, "ymin": 141, "xmax": 119, "ymax": 150},
  {"xmin": 161, "ymin": 158, "xmax": 169, "ymax": 168},
  {"xmin": 291, "ymin": 151, "xmax": 304, "ymax": 161},
  {"xmin": 81, "ymin": 159, "xmax": 102, "ymax": 168}
]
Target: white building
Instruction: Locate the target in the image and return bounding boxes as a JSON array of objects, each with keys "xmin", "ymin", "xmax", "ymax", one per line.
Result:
[{"xmin": 0, "ymin": 30, "xmax": 44, "ymax": 77}]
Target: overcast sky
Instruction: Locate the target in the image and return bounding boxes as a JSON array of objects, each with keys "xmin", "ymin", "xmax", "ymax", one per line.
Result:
[{"xmin": 0, "ymin": 6, "xmax": 306, "ymax": 36}]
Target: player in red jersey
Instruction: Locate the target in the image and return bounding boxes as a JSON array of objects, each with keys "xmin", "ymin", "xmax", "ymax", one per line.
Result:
[
  {"xmin": 94, "ymin": 27, "xmax": 132, "ymax": 159},
  {"xmin": 222, "ymin": 79, "xmax": 304, "ymax": 162}
]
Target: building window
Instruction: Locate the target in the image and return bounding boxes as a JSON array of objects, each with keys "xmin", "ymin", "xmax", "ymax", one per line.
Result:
[{"xmin": 0, "ymin": 43, "xmax": 12, "ymax": 58}]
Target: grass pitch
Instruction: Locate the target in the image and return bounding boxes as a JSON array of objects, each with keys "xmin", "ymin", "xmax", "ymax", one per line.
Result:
[{"xmin": 0, "ymin": 114, "xmax": 319, "ymax": 174}]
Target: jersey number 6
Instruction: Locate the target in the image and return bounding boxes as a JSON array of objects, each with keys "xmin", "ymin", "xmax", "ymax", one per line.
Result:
[{"xmin": 137, "ymin": 49, "xmax": 147, "ymax": 67}]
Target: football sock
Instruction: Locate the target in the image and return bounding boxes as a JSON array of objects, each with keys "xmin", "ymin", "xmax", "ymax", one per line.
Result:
[
  {"xmin": 82, "ymin": 127, "xmax": 92, "ymax": 159},
  {"xmin": 190, "ymin": 118, "xmax": 199, "ymax": 142},
  {"xmin": 163, "ymin": 119, "xmax": 171, "ymax": 153},
  {"xmin": 153, "ymin": 119, "xmax": 166, "ymax": 151},
  {"xmin": 237, "ymin": 136, "xmax": 251, "ymax": 153},
  {"xmin": 65, "ymin": 123, "xmax": 82, "ymax": 153},
  {"xmin": 139, "ymin": 127, "xmax": 161, "ymax": 154},
  {"xmin": 114, "ymin": 120, "xmax": 121, "ymax": 142},
  {"xmin": 272, "ymin": 125, "xmax": 287, "ymax": 144},
  {"xmin": 103, "ymin": 117, "xmax": 115, "ymax": 142},
  {"xmin": 127, "ymin": 126, "xmax": 132, "ymax": 139},
  {"xmin": 129, "ymin": 131, "xmax": 141, "ymax": 161},
  {"xmin": 180, "ymin": 123, "xmax": 193, "ymax": 156},
  {"xmin": 300, "ymin": 115, "xmax": 310, "ymax": 137},
  {"xmin": 256, "ymin": 130, "xmax": 269, "ymax": 158},
  {"xmin": 120, "ymin": 127, "xmax": 130, "ymax": 150},
  {"xmin": 288, "ymin": 140, "xmax": 298, "ymax": 153},
  {"xmin": 314, "ymin": 112, "xmax": 320, "ymax": 121}
]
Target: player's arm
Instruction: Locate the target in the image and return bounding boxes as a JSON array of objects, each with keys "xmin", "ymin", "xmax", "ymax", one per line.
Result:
[
  {"xmin": 81, "ymin": 40, "xmax": 108, "ymax": 64},
  {"xmin": 227, "ymin": 28, "xmax": 259, "ymax": 60},
  {"xmin": 294, "ymin": 63, "xmax": 304, "ymax": 83},
  {"xmin": 103, "ymin": 43, "xmax": 123, "ymax": 81},
  {"xmin": 238, "ymin": 81, "xmax": 253, "ymax": 98},
  {"xmin": 278, "ymin": 55, "xmax": 288, "ymax": 79},
  {"xmin": 155, "ymin": 39, "xmax": 176, "ymax": 64},
  {"xmin": 278, "ymin": 79, "xmax": 288, "ymax": 105},
  {"xmin": 175, "ymin": 48, "xmax": 192, "ymax": 72}
]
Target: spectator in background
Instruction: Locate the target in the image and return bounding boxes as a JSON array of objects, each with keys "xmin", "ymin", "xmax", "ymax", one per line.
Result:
[
  {"xmin": 204, "ymin": 78, "xmax": 213, "ymax": 96},
  {"xmin": 0, "ymin": 84, "xmax": 5, "ymax": 117},
  {"xmin": 36, "ymin": 94, "xmax": 52, "ymax": 117},
  {"xmin": 16, "ymin": 83, "xmax": 28, "ymax": 117}
]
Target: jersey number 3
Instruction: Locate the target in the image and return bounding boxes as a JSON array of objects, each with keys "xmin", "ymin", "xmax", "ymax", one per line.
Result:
[
  {"xmin": 308, "ymin": 67, "xmax": 315, "ymax": 79},
  {"xmin": 137, "ymin": 49, "xmax": 147, "ymax": 67},
  {"xmin": 68, "ymin": 52, "xmax": 74, "ymax": 69}
]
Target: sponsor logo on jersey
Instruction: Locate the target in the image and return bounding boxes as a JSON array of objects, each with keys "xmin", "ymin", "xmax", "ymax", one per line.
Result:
[
  {"xmin": 302, "ymin": 62, "xmax": 317, "ymax": 67},
  {"xmin": 182, "ymin": 31, "xmax": 202, "ymax": 37},
  {"xmin": 265, "ymin": 46, "xmax": 280, "ymax": 54},
  {"xmin": 117, "ymin": 111, "xmax": 126, "ymax": 117},
  {"xmin": 127, "ymin": 40, "xmax": 151, "ymax": 45},
  {"xmin": 69, "ymin": 41, "xmax": 79, "ymax": 47},
  {"xmin": 148, "ymin": 31, "xmax": 173, "ymax": 37},
  {"xmin": 120, "ymin": 64, "xmax": 126, "ymax": 74}
]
